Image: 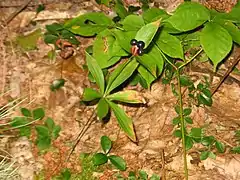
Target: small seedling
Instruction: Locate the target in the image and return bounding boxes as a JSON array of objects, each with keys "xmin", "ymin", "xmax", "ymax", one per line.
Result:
[
  {"xmin": 10, "ymin": 107, "xmax": 45, "ymax": 137},
  {"xmin": 52, "ymin": 168, "xmax": 71, "ymax": 180},
  {"xmin": 92, "ymin": 136, "xmax": 126, "ymax": 171},
  {"xmin": 35, "ymin": 117, "xmax": 61, "ymax": 150},
  {"xmin": 116, "ymin": 170, "xmax": 160, "ymax": 180}
]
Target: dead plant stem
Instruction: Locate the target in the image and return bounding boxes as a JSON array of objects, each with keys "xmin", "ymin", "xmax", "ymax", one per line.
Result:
[
  {"xmin": 211, "ymin": 55, "xmax": 240, "ymax": 96},
  {"xmin": 66, "ymin": 108, "xmax": 96, "ymax": 161}
]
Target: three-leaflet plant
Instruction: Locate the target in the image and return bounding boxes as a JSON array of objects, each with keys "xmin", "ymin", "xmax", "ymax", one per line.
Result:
[{"xmin": 44, "ymin": 0, "xmax": 240, "ymax": 179}]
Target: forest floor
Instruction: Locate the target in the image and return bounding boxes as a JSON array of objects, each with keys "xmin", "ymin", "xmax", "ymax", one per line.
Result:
[{"xmin": 0, "ymin": 0, "xmax": 240, "ymax": 179}]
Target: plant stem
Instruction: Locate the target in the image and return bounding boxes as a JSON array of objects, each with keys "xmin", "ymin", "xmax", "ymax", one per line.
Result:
[
  {"xmin": 176, "ymin": 70, "xmax": 188, "ymax": 180},
  {"xmin": 179, "ymin": 48, "xmax": 203, "ymax": 69},
  {"xmin": 159, "ymin": 49, "xmax": 178, "ymax": 70}
]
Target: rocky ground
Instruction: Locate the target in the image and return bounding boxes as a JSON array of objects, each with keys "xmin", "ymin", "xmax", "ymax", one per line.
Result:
[{"xmin": 0, "ymin": 0, "xmax": 240, "ymax": 180}]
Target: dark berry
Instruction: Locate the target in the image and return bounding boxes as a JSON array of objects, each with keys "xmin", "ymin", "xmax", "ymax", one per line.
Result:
[
  {"xmin": 138, "ymin": 48, "xmax": 144, "ymax": 56},
  {"xmin": 130, "ymin": 39, "xmax": 138, "ymax": 46},
  {"xmin": 137, "ymin": 41, "xmax": 145, "ymax": 49}
]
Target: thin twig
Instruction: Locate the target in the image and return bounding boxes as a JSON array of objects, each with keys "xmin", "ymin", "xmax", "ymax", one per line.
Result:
[
  {"xmin": 161, "ymin": 149, "xmax": 166, "ymax": 180},
  {"xmin": 4, "ymin": 0, "xmax": 32, "ymax": 25},
  {"xmin": 66, "ymin": 108, "xmax": 96, "ymax": 161},
  {"xmin": 211, "ymin": 55, "xmax": 240, "ymax": 96}
]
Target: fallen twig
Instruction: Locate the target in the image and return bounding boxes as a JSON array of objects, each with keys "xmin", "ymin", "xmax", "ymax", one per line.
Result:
[
  {"xmin": 66, "ymin": 108, "xmax": 96, "ymax": 161},
  {"xmin": 211, "ymin": 55, "xmax": 240, "ymax": 96},
  {"xmin": 4, "ymin": 0, "xmax": 32, "ymax": 25}
]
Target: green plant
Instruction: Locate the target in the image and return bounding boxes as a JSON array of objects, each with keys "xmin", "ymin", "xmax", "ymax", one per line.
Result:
[
  {"xmin": 9, "ymin": 107, "xmax": 45, "ymax": 137},
  {"xmin": 44, "ymin": 1, "xmax": 240, "ymax": 179},
  {"xmin": 116, "ymin": 170, "xmax": 160, "ymax": 180},
  {"xmin": 72, "ymin": 153, "xmax": 99, "ymax": 180},
  {"xmin": 231, "ymin": 130, "xmax": 240, "ymax": 154},
  {"xmin": 52, "ymin": 168, "xmax": 71, "ymax": 180},
  {"xmin": 92, "ymin": 136, "xmax": 126, "ymax": 171},
  {"xmin": 35, "ymin": 117, "xmax": 61, "ymax": 150},
  {"xmin": 2, "ymin": 104, "xmax": 61, "ymax": 151}
]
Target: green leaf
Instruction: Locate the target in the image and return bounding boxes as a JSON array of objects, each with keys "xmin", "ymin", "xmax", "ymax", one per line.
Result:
[
  {"xmin": 96, "ymin": 0, "xmax": 111, "ymax": 6},
  {"xmin": 21, "ymin": 108, "xmax": 32, "ymax": 117},
  {"xmin": 106, "ymin": 90, "xmax": 146, "ymax": 104},
  {"xmin": 174, "ymin": 105, "xmax": 180, "ymax": 114},
  {"xmin": 181, "ymin": 31, "xmax": 201, "ymax": 51},
  {"xmin": 215, "ymin": 141, "xmax": 225, "ymax": 153},
  {"xmin": 197, "ymin": 89, "xmax": 212, "ymax": 106},
  {"xmin": 139, "ymin": 170, "xmax": 148, "ymax": 179},
  {"xmin": 137, "ymin": 44, "xmax": 164, "ymax": 77},
  {"xmin": 129, "ymin": 73, "xmax": 140, "ymax": 86},
  {"xmin": 167, "ymin": 2, "xmax": 210, "ymax": 31},
  {"xmin": 108, "ymin": 155, "xmax": 126, "ymax": 171},
  {"xmin": 45, "ymin": 118, "xmax": 55, "ymax": 131},
  {"xmin": 213, "ymin": 4, "xmax": 240, "ymax": 23},
  {"xmin": 61, "ymin": 169, "xmax": 71, "ymax": 180},
  {"xmin": 156, "ymin": 30, "xmax": 184, "ymax": 59},
  {"xmin": 173, "ymin": 129, "xmax": 182, "ymax": 138},
  {"xmin": 36, "ymin": 4, "xmax": 45, "ymax": 14},
  {"xmin": 200, "ymin": 151, "xmax": 209, "ymax": 160},
  {"xmin": 107, "ymin": 101, "xmax": 136, "ymax": 142},
  {"xmin": 36, "ymin": 137, "xmax": 51, "ymax": 150},
  {"xmin": 179, "ymin": 76, "xmax": 193, "ymax": 87},
  {"xmin": 185, "ymin": 136, "xmax": 193, "ymax": 150},
  {"xmin": 189, "ymin": 128, "xmax": 202, "ymax": 139},
  {"xmin": 150, "ymin": 174, "xmax": 160, "ymax": 180},
  {"xmin": 86, "ymin": 52, "xmax": 105, "ymax": 94},
  {"xmin": 231, "ymin": 146, "xmax": 240, "ymax": 154},
  {"xmin": 52, "ymin": 125, "xmax": 61, "ymax": 140},
  {"xmin": 200, "ymin": 22, "xmax": 232, "ymax": 71},
  {"xmin": 135, "ymin": 18, "xmax": 161, "ymax": 48},
  {"xmin": 138, "ymin": 65, "xmax": 155, "ymax": 89},
  {"xmin": 50, "ymin": 79, "xmax": 65, "ymax": 91},
  {"xmin": 114, "ymin": 0, "xmax": 129, "ymax": 19},
  {"xmin": 46, "ymin": 23, "xmax": 63, "ymax": 34},
  {"xmin": 47, "ymin": 49, "xmax": 56, "ymax": 60},
  {"xmin": 35, "ymin": 125, "xmax": 49, "ymax": 138},
  {"xmin": 184, "ymin": 117, "xmax": 193, "ymax": 124},
  {"xmin": 19, "ymin": 127, "xmax": 31, "ymax": 137},
  {"xmin": 61, "ymin": 30, "xmax": 80, "ymax": 45},
  {"xmin": 143, "ymin": 8, "xmax": 169, "ymax": 23},
  {"xmin": 201, "ymin": 136, "xmax": 215, "ymax": 146},
  {"xmin": 44, "ymin": 34, "xmax": 59, "ymax": 45},
  {"xmin": 93, "ymin": 30, "xmax": 126, "ymax": 68},
  {"xmin": 11, "ymin": 117, "xmax": 28, "ymax": 126},
  {"xmin": 183, "ymin": 108, "xmax": 192, "ymax": 116},
  {"xmin": 128, "ymin": 171, "xmax": 136, "ymax": 179},
  {"xmin": 122, "ymin": 15, "xmax": 145, "ymax": 31},
  {"xmin": 92, "ymin": 153, "xmax": 108, "ymax": 165},
  {"xmin": 172, "ymin": 116, "xmax": 180, "ymax": 125},
  {"xmin": 208, "ymin": 151, "xmax": 216, "ymax": 159},
  {"xmin": 82, "ymin": 88, "xmax": 102, "ymax": 101},
  {"xmin": 33, "ymin": 108, "xmax": 45, "ymax": 120},
  {"xmin": 64, "ymin": 12, "xmax": 112, "ymax": 36},
  {"xmin": 105, "ymin": 58, "xmax": 139, "ymax": 95},
  {"xmin": 100, "ymin": 136, "xmax": 112, "ymax": 154},
  {"xmin": 216, "ymin": 21, "xmax": 240, "ymax": 45},
  {"xmin": 97, "ymin": 98, "xmax": 109, "ymax": 120},
  {"xmin": 113, "ymin": 30, "xmax": 136, "ymax": 53}
]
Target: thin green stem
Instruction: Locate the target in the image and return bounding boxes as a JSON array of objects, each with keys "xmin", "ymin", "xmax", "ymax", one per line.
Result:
[
  {"xmin": 179, "ymin": 48, "xmax": 203, "ymax": 69},
  {"xmin": 158, "ymin": 47, "xmax": 178, "ymax": 70},
  {"xmin": 176, "ymin": 70, "xmax": 188, "ymax": 180}
]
